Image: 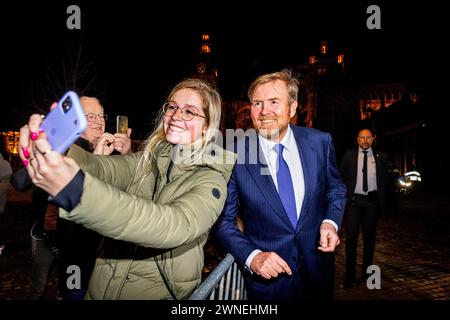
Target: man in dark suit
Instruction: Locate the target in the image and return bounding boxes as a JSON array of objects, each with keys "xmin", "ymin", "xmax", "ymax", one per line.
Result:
[
  {"xmin": 216, "ymin": 70, "xmax": 347, "ymax": 300},
  {"xmin": 340, "ymin": 128, "xmax": 389, "ymax": 288}
]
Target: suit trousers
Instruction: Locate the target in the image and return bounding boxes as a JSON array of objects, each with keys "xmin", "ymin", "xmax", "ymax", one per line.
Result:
[{"xmin": 344, "ymin": 195, "xmax": 378, "ymax": 280}]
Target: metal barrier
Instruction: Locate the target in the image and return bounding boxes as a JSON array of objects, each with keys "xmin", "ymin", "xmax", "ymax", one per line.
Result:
[{"xmin": 188, "ymin": 253, "xmax": 247, "ymax": 300}]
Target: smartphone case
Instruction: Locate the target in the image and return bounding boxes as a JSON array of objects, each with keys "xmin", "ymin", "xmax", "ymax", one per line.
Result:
[
  {"xmin": 116, "ymin": 115, "xmax": 128, "ymax": 134},
  {"xmin": 40, "ymin": 91, "xmax": 87, "ymax": 153}
]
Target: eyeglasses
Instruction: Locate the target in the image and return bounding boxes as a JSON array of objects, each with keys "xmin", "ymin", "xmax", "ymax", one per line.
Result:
[
  {"xmin": 85, "ymin": 113, "xmax": 108, "ymax": 122},
  {"xmin": 162, "ymin": 102, "xmax": 206, "ymax": 121}
]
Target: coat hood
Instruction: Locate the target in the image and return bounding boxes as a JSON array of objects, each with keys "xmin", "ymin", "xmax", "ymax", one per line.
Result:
[{"xmin": 157, "ymin": 140, "xmax": 237, "ymax": 180}]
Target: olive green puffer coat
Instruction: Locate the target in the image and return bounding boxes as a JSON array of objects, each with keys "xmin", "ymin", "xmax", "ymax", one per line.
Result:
[{"xmin": 59, "ymin": 141, "xmax": 236, "ymax": 299}]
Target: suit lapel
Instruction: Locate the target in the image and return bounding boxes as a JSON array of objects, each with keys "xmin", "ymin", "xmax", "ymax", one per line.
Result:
[
  {"xmin": 351, "ymin": 149, "xmax": 358, "ymax": 188},
  {"xmin": 293, "ymin": 130, "xmax": 316, "ymax": 231},
  {"xmin": 244, "ymin": 136, "xmax": 293, "ymax": 228},
  {"xmin": 373, "ymin": 150, "xmax": 382, "ymax": 190}
]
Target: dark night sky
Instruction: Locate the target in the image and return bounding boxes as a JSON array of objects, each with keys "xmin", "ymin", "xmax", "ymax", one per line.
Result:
[{"xmin": 0, "ymin": 1, "xmax": 445, "ymax": 138}]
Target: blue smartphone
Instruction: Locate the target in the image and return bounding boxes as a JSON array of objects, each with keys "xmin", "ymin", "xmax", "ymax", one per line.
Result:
[{"xmin": 40, "ymin": 91, "xmax": 87, "ymax": 153}]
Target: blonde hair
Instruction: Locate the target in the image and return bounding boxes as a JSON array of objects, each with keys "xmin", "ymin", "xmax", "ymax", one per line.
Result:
[
  {"xmin": 142, "ymin": 78, "xmax": 222, "ymax": 171},
  {"xmin": 247, "ymin": 69, "xmax": 299, "ymax": 105}
]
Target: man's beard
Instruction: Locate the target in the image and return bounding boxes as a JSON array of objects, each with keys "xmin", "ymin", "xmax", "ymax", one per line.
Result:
[{"xmin": 253, "ymin": 118, "xmax": 285, "ymax": 142}]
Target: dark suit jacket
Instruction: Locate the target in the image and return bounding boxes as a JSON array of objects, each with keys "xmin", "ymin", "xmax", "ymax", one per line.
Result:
[
  {"xmin": 340, "ymin": 148, "xmax": 389, "ymax": 213},
  {"xmin": 216, "ymin": 126, "xmax": 347, "ymax": 299}
]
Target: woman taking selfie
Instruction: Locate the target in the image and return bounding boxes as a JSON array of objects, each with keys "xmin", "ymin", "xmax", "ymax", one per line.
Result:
[{"xmin": 18, "ymin": 78, "xmax": 236, "ymax": 300}]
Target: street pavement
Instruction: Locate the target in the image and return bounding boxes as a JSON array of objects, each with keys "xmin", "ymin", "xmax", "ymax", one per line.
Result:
[{"xmin": 1, "ymin": 185, "xmax": 449, "ymax": 300}]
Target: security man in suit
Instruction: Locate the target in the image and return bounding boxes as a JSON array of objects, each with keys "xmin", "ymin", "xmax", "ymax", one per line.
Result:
[{"xmin": 340, "ymin": 128, "xmax": 389, "ymax": 288}]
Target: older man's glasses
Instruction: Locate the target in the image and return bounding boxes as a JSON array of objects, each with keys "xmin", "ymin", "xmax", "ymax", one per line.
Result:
[
  {"xmin": 85, "ymin": 113, "xmax": 108, "ymax": 122},
  {"xmin": 162, "ymin": 102, "xmax": 206, "ymax": 121}
]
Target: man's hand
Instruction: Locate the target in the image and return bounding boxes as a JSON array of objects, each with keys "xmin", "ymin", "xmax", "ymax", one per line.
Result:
[
  {"xmin": 94, "ymin": 133, "xmax": 116, "ymax": 155},
  {"xmin": 113, "ymin": 128, "xmax": 132, "ymax": 155},
  {"xmin": 250, "ymin": 252, "xmax": 292, "ymax": 279},
  {"xmin": 318, "ymin": 222, "xmax": 340, "ymax": 252}
]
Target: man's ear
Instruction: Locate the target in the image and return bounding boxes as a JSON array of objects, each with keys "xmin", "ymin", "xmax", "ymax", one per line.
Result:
[{"xmin": 290, "ymin": 101, "xmax": 298, "ymax": 118}]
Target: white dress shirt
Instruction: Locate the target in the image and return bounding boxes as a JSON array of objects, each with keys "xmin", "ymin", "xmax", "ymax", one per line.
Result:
[
  {"xmin": 258, "ymin": 126, "xmax": 305, "ymax": 219},
  {"xmin": 354, "ymin": 147, "xmax": 378, "ymax": 194}
]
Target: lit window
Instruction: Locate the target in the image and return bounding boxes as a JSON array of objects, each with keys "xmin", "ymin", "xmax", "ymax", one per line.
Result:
[
  {"xmin": 202, "ymin": 34, "xmax": 210, "ymax": 41},
  {"xmin": 201, "ymin": 44, "xmax": 211, "ymax": 54},
  {"xmin": 320, "ymin": 41, "xmax": 328, "ymax": 54},
  {"xmin": 337, "ymin": 54, "xmax": 344, "ymax": 64},
  {"xmin": 309, "ymin": 55, "xmax": 316, "ymax": 64}
]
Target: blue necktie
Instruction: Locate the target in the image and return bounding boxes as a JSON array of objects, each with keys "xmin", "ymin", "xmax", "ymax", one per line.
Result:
[{"xmin": 276, "ymin": 144, "xmax": 298, "ymax": 228}]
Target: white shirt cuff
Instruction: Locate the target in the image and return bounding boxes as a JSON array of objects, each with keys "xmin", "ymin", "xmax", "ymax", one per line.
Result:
[
  {"xmin": 322, "ymin": 219, "xmax": 338, "ymax": 232},
  {"xmin": 245, "ymin": 249, "xmax": 262, "ymax": 273}
]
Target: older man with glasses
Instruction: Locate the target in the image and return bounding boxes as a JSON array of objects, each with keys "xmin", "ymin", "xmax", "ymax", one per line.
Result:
[{"xmin": 81, "ymin": 96, "xmax": 132, "ymax": 155}]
